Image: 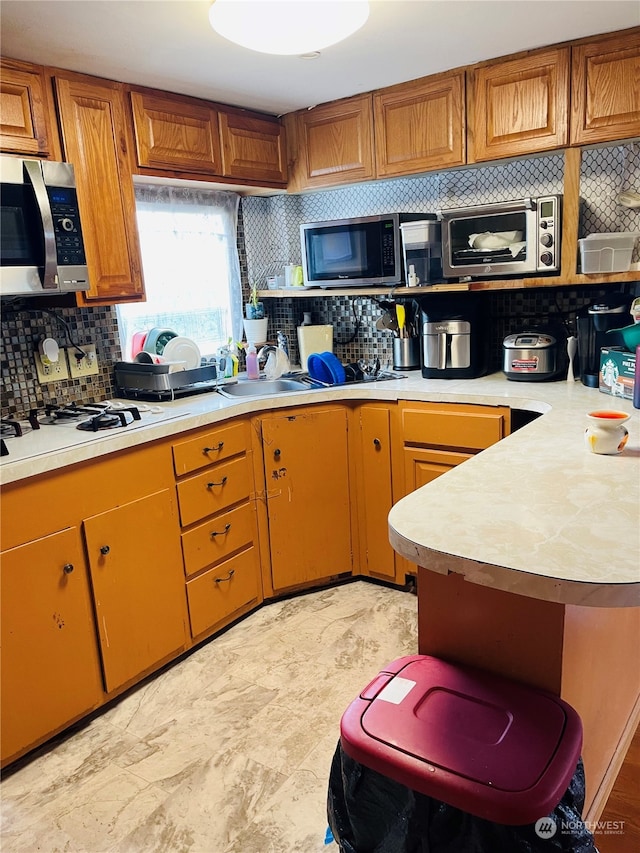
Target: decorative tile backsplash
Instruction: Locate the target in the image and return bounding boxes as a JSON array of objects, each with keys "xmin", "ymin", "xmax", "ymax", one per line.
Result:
[{"xmin": 2, "ymin": 145, "xmax": 639, "ymax": 419}]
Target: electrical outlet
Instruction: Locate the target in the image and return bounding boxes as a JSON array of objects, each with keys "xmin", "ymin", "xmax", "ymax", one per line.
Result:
[
  {"xmin": 34, "ymin": 350, "xmax": 69, "ymax": 383},
  {"xmin": 66, "ymin": 344, "xmax": 99, "ymax": 378}
]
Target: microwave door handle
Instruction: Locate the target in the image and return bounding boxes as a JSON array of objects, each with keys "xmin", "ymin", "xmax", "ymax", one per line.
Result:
[
  {"xmin": 438, "ymin": 332, "xmax": 447, "ymax": 370},
  {"xmin": 24, "ymin": 160, "xmax": 58, "ymax": 289}
]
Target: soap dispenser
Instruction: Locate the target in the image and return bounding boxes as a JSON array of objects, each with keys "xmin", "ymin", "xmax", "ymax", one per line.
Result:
[{"xmin": 246, "ymin": 342, "xmax": 259, "ymax": 380}]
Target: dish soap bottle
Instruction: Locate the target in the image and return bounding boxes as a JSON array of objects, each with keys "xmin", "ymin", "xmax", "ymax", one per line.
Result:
[{"xmin": 246, "ymin": 342, "xmax": 259, "ymax": 380}]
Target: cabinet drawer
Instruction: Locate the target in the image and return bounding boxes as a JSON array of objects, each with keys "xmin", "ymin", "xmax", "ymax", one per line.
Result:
[
  {"xmin": 402, "ymin": 404, "xmax": 509, "ymax": 450},
  {"xmin": 186, "ymin": 548, "xmax": 260, "ymax": 639},
  {"xmin": 181, "ymin": 502, "xmax": 255, "ymax": 577},
  {"xmin": 173, "ymin": 421, "xmax": 248, "ymax": 476},
  {"xmin": 404, "ymin": 446, "xmax": 473, "ymax": 492},
  {"xmin": 176, "ymin": 456, "xmax": 252, "ymax": 527}
]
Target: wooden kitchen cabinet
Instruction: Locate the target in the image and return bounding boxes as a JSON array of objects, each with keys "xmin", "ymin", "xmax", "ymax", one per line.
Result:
[
  {"xmin": 219, "ymin": 107, "xmax": 287, "ymax": 183},
  {"xmin": 288, "ymin": 94, "xmax": 375, "ymax": 190},
  {"xmin": 0, "ymin": 57, "xmax": 57, "ymax": 158},
  {"xmin": 0, "ymin": 528, "xmax": 103, "ymax": 766},
  {"xmin": 130, "ymin": 89, "xmax": 222, "ymax": 174},
  {"xmin": 83, "ymin": 488, "xmax": 188, "ymax": 694},
  {"xmin": 356, "ymin": 404, "xmax": 397, "ymax": 582},
  {"xmin": 173, "ymin": 417, "xmax": 262, "ymax": 640},
  {"xmin": 129, "ymin": 88, "xmax": 286, "ymax": 184},
  {"xmin": 53, "ymin": 72, "xmax": 145, "ymax": 305},
  {"xmin": 257, "ymin": 406, "xmax": 353, "ymax": 593},
  {"xmin": 570, "ymin": 28, "xmax": 640, "ymax": 146},
  {"xmin": 374, "ymin": 70, "xmax": 465, "ymax": 178},
  {"xmin": 467, "ymin": 46, "xmax": 570, "ymax": 162}
]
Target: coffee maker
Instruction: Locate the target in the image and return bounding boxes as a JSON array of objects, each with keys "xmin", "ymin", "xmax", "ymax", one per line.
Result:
[
  {"xmin": 576, "ymin": 295, "xmax": 632, "ymax": 387},
  {"xmin": 420, "ymin": 294, "xmax": 488, "ymax": 379}
]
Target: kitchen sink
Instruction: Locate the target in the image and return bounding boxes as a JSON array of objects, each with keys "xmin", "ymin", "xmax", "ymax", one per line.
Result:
[
  {"xmin": 216, "ymin": 377, "xmax": 312, "ymax": 398},
  {"xmin": 217, "ymin": 369, "xmax": 406, "ymax": 399}
]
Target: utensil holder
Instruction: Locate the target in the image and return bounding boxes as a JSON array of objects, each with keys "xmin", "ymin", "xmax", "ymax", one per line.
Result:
[{"xmin": 393, "ymin": 337, "xmax": 420, "ymax": 370}]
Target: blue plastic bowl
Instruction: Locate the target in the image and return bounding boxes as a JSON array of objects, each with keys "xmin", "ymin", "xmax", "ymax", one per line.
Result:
[{"xmin": 308, "ymin": 352, "xmax": 346, "ymax": 385}]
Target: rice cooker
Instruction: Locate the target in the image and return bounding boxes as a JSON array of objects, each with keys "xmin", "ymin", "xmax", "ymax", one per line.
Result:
[{"xmin": 502, "ymin": 331, "xmax": 560, "ymax": 381}]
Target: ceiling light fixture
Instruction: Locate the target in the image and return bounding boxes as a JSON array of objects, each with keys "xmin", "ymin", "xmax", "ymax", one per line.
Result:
[{"xmin": 208, "ymin": 0, "xmax": 370, "ymax": 56}]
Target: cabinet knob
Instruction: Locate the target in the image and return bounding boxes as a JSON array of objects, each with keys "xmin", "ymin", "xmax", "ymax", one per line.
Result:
[
  {"xmin": 274, "ymin": 448, "xmax": 281, "ymax": 458},
  {"xmin": 214, "ymin": 569, "xmax": 235, "ymax": 584},
  {"xmin": 203, "ymin": 442, "xmax": 224, "ymax": 454},
  {"xmin": 206, "ymin": 476, "xmax": 228, "ymax": 489},
  {"xmin": 210, "ymin": 523, "xmax": 232, "ymax": 538},
  {"xmin": 100, "ymin": 545, "xmax": 110, "ymax": 555},
  {"xmin": 63, "ymin": 563, "xmax": 74, "ymax": 574},
  {"xmin": 373, "ymin": 438, "xmax": 381, "ymax": 448}
]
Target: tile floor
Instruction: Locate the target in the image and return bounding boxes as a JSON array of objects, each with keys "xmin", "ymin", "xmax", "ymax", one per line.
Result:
[{"xmin": 0, "ymin": 580, "xmax": 418, "ymax": 853}]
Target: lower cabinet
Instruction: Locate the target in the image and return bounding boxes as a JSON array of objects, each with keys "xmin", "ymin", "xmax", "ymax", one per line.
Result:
[
  {"xmin": 83, "ymin": 489, "xmax": 189, "ymax": 693},
  {"xmin": 0, "ymin": 528, "xmax": 103, "ymax": 765},
  {"xmin": 357, "ymin": 404, "xmax": 397, "ymax": 582},
  {"xmin": 172, "ymin": 418, "xmax": 263, "ymax": 640},
  {"xmin": 257, "ymin": 405, "xmax": 353, "ymax": 593}
]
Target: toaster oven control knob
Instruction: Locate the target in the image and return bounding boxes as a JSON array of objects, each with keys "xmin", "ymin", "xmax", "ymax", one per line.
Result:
[
  {"xmin": 540, "ymin": 251, "xmax": 554, "ymax": 266},
  {"xmin": 540, "ymin": 220, "xmax": 549, "ymax": 229},
  {"xmin": 57, "ymin": 217, "xmax": 75, "ymax": 232},
  {"xmin": 540, "ymin": 233, "xmax": 553, "ymax": 247}
]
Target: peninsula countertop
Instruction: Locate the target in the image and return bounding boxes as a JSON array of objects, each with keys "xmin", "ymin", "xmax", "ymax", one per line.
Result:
[{"xmin": 2, "ymin": 372, "xmax": 639, "ymax": 607}]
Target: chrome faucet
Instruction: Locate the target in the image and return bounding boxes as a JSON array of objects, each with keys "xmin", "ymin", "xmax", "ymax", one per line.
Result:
[{"xmin": 258, "ymin": 331, "xmax": 290, "ymax": 379}]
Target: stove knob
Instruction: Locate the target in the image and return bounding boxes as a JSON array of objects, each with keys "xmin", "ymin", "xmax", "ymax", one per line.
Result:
[
  {"xmin": 540, "ymin": 233, "xmax": 553, "ymax": 247},
  {"xmin": 57, "ymin": 217, "xmax": 75, "ymax": 232},
  {"xmin": 540, "ymin": 252, "xmax": 554, "ymax": 266}
]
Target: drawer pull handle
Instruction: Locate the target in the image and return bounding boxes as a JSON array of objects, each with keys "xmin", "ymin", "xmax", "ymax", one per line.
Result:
[
  {"xmin": 203, "ymin": 442, "xmax": 224, "ymax": 454},
  {"xmin": 210, "ymin": 523, "xmax": 232, "ymax": 538},
  {"xmin": 214, "ymin": 569, "xmax": 235, "ymax": 584},
  {"xmin": 207, "ymin": 477, "xmax": 228, "ymax": 489},
  {"xmin": 100, "ymin": 545, "xmax": 110, "ymax": 556},
  {"xmin": 63, "ymin": 563, "xmax": 74, "ymax": 574}
]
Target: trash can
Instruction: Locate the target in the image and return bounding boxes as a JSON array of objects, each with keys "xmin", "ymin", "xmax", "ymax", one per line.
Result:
[{"xmin": 328, "ymin": 655, "xmax": 597, "ymax": 852}]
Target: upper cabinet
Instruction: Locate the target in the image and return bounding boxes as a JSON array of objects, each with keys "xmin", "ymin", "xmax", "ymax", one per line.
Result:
[
  {"xmin": 219, "ymin": 108, "xmax": 287, "ymax": 183},
  {"xmin": 287, "ymin": 93, "xmax": 375, "ymax": 191},
  {"xmin": 0, "ymin": 57, "xmax": 58, "ymax": 158},
  {"xmin": 129, "ymin": 87, "xmax": 286, "ymax": 185},
  {"xmin": 374, "ymin": 70, "xmax": 465, "ymax": 177},
  {"xmin": 570, "ymin": 29, "xmax": 640, "ymax": 146},
  {"xmin": 130, "ymin": 89, "xmax": 222, "ymax": 174},
  {"xmin": 467, "ymin": 47, "xmax": 570, "ymax": 162},
  {"xmin": 53, "ymin": 72, "xmax": 145, "ymax": 305}
]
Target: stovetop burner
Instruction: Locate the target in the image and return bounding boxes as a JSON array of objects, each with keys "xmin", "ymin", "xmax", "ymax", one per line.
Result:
[{"xmin": 76, "ymin": 406, "xmax": 141, "ymax": 431}]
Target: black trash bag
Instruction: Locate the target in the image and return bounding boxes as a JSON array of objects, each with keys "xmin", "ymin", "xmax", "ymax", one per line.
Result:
[{"xmin": 327, "ymin": 742, "xmax": 597, "ymax": 853}]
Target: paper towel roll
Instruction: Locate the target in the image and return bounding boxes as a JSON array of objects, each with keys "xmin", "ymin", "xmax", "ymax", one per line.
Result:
[{"xmin": 297, "ymin": 325, "xmax": 333, "ymax": 370}]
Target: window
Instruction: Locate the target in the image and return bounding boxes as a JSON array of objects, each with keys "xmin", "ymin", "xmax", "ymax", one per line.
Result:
[{"xmin": 117, "ymin": 182, "xmax": 243, "ymax": 360}]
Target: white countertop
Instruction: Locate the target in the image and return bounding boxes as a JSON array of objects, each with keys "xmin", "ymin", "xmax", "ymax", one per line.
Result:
[{"xmin": 2, "ymin": 372, "xmax": 638, "ymax": 606}]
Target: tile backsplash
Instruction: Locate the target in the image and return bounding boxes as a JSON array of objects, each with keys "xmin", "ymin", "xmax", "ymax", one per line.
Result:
[{"xmin": 2, "ymin": 144, "xmax": 639, "ymax": 419}]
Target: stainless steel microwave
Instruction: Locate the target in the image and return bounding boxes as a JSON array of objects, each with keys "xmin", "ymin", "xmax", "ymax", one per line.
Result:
[
  {"xmin": 440, "ymin": 196, "xmax": 561, "ymax": 280},
  {"xmin": 0, "ymin": 155, "xmax": 90, "ymax": 297},
  {"xmin": 300, "ymin": 213, "xmax": 428, "ymax": 288}
]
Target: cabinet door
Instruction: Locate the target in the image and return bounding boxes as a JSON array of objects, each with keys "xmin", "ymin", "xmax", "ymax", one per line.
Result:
[
  {"xmin": 359, "ymin": 405, "xmax": 395, "ymax": 580},
  {"xmin": 403, "ymin": 447, "xmax": 473, "ymax": 493},
  {"xmin": 0, "ymin": 59, "xmax": 54, "ymax": 157},
  {"xmin": 130, "ymin": 90, "xmax": 222, "ymax": 174},
  {"xmin": 571, "ymin": 29, "xmax": 640, "ymax": 146},
  {"xmin": 374, "ymin": 71, "xmax": 465, "ymax": 177},
  {"xmin": 295, "ymin": 94, "xmax": 375, "ymax": 188},
  {"xmin": 1, "ymin": 528, "xmax": 102, "ymax": 765},
  {"xmin": 54, "ymin": 74, "xmax": 145, "ymax": 305},
  {"xmin": 468, "ymin": 47, "xmax": 570, "ymax": 162},
  {"xmin": 219, "ymin": 109, "xmax": 286, "ymax": 183},
  {"xmin": 84, "ymin": 489, "xmax": 188, "ymax": 693},
  {"xmin": 261, "ymin": 408, "xmax": 352, "ymax": 591}
]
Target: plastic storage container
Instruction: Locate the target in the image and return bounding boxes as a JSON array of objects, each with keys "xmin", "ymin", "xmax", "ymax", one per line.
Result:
[{"xmin": 578, "ymin": 232, "xmax": 638, "ymax": 273}]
